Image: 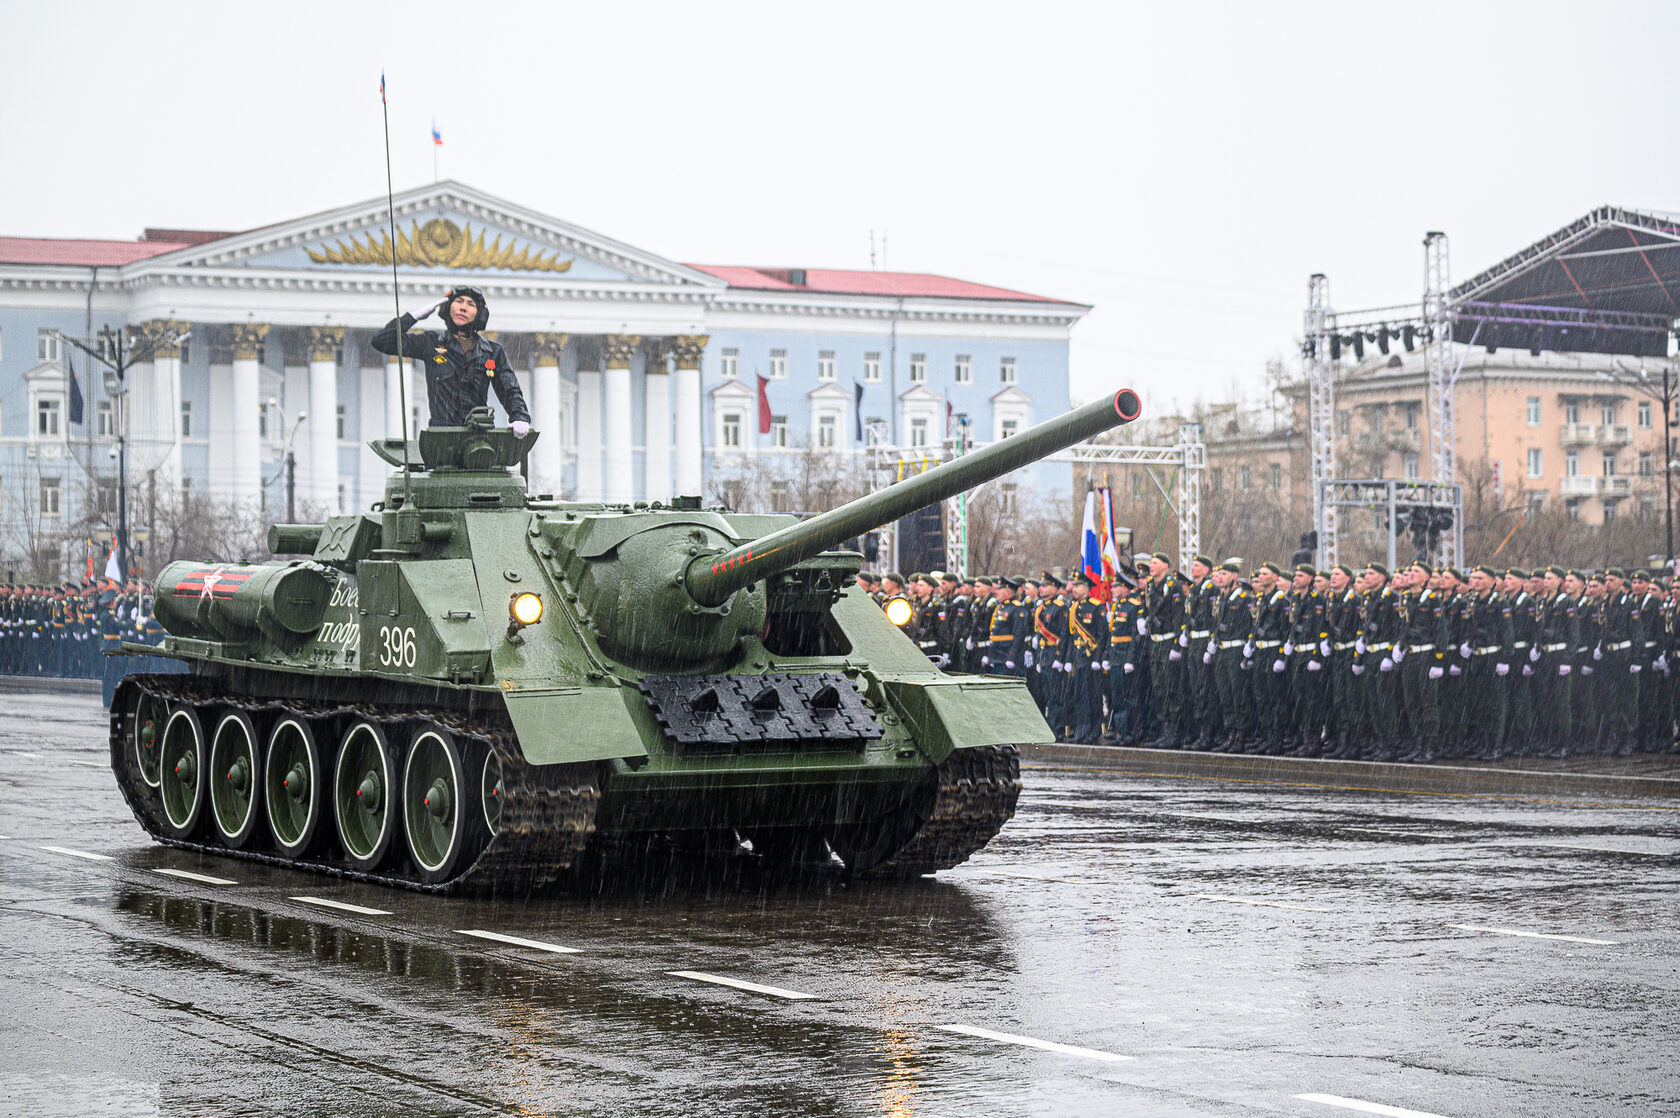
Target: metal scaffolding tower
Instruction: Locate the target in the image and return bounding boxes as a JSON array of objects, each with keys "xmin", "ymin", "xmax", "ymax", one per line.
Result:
[
  {"xmin": 1422, "ymin": 231, "xmax": 1462, "ymax": 566},
  {"xmin": 1304, "ymin": 274, "xmax": 1337, "ymax": 565},
  {"xmin": 1046, "ymin": 423, "xmax": 1206, "ymax": 560}
]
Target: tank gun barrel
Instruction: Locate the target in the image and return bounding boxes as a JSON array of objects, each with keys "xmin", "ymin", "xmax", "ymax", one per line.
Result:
[{"xmin": 684, "ymin": 388, "xmax": 1142, "ymax": 607}]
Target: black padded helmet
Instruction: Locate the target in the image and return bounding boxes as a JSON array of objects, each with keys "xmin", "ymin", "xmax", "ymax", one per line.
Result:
[{"xmin": 444, "ymin": 285, "xmax": 489, "ymax": 332}]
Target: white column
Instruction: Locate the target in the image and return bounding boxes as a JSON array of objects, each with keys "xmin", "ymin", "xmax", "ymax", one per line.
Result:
[
  {"xmin": 306, "ymin": 327, "xmax": 344, "ymax": 512},
  {"xmin": 230, "ymin": 323, "xmax": 267, "ymax": 506},
  {"xmin": 602, "ymin": 334, "xmax": 638, "ymax": 504},
  {"xmin": 531, "ymin": 333, "xmax": 567, "ymax": 498},
  {"xmin": 137, "ymin": 320, "xmax": 186, "ymax": 498},
  {"xmin": 672, "ymin": 334, "xmax": 707, "ymax": 497},
  {"xmin": 358, "ymin": 357, "xmax": 387, "ymax": 506},
  {"xmin": 644, "ymin": 339, "xmax": 672, "ymax": 504},
  {"xmin": 576, "ymin": 347, "xmax": 604, "ymax": 502}
]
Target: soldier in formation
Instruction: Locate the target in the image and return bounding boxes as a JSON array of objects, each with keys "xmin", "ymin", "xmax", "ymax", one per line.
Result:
[{"xmin": 0, "ymin": 579, "xmax": 164, "ymax": 679}]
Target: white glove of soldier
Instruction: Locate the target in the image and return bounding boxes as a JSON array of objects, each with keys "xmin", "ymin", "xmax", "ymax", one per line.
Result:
[
  {"xmin": 1092, "ymin": 662, "xmax": 1103, "ymax": 673},
  {"xmin": 1658, "ymin": 655, "xmax": 1671, "ymax": 674},
  {"xmin": 1459, "ymin": 642, "xmax": 1472, "ymax": 658},
  {"xmin": 1137, "ymin": 619, "xmax": 1149, "ymax": 636},
  {"xmin": 1593, "ymin": 646, "xmax": 1604, "ymax": 661},
  {"xmin": 1005, "ymin": 660, "xmax": 1015, "ymax": 670},
  {"xmin": 1177, "ymin": 631, "xmax": 1189, "ymax": 648},
  {"xmin": 409, "ymin": 299, "xmax": 445, "ymax": 321},
  {"xmin": 1283, "ymin": 641, "xmax": 1295, "ymax": 656},
  {"xmin": 1319, "ymin": 639, "xmax": 1331, "ymax": 657},
  {"xmin": 1350, "ymin": 663, "xmax": 1364, "ymax": 676},
  {"xmin": 966, "ymin": 638, "xmax": 975, "ymax": 650},
  {"xmin": 1393, "ymin": 645, "xmax": 1405, "ymax": 663},
  {"xmin": 1449, "ymin": 664, "xmax": 1462, "ymax": 676},
  {"xmin": 1559, "ymin": 663, "xmax": 1572, "ymax": 676},
  {"xmin": 1307, "ymin": 660, "xmax": 1321, "ymax": 671},
  {"xmin": 1379, "ymin": 657, "xmax": 1394, "ymax": 672},
  {"xmin": 1272, "ymin": 659, "xmax": 1286, "ymax": 673},
  {"xmin": 1024, "ymin": 651, "xmax": 1034, "ymax": 668},
  {"xmin": 1243, "ymin": 641, "xmax": 1255, "ymax": 659},
  {"xmin": 1631, "ymin": 663, "xmax": 1642, "ymax": 674},
  {"xmin": 1495, "ymin": 663, "xmax": 1508, "ymax": 676},
  {"xmin": 1355, "ymin": 637, "xmax": 1366, "ymax": 655},
  {"xmin": 1529, "ymin": 646, "xmax": 1542, "ymax": 662},
  {"xmin": 1052, "ymin": 659, "xmax": 1063, "ymax": 670},
  {"xmin": 1168, "ymin": 649, "xmax": 1182, "ymax": 662},
  {"xmin": 1428, "ymin": 665, "xmax": 1444, "ymax": 680},
  {"xmin": 511, "ymin": 420, "xmax": 531, "ymax": 438},
  {"xmin": 1522, "ymin": 664, "xmax": 1533, "ymax": 676},
  {"xmin": 1202, "ymin": 650, "xmax": 1213, "ymax": 665},
  {"xmin": 1101, "ymin": 660, "xmax": 1111, "ymax": 671},
  {"xmin": 980, "ymin": 655, "xmax": 990, "ymax": 667},
  {"xmin": 1581, "ymin": 665, "xmax": 1593, "ymax": 676},
  {"xmin": 1122, "ymin": 662, "xmax": 1134, "ymax": 674}
]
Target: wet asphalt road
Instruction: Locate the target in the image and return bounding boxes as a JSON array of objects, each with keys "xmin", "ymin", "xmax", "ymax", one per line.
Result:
[{"xmin": 3, "ymin": 690, "xmax": 1679, "ymax": 1118}]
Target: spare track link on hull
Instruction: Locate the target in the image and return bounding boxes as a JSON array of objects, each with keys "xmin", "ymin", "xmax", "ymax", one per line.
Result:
[
  {"xmin": 109, "ymin": 674, "xmax": 600, "ymax": 894},
  {"xmin": 860, "ymin": 744, "xmax": 1022, "ymax": 877}
]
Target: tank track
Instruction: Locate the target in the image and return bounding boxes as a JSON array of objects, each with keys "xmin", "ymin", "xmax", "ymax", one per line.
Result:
[
  {"xmin": 856, "ymin": 744, "xmax": 1022, "ymax": 877},
  {"xmin": 109, "ymin": 674, "xmax": 600, "ymax": 895}
]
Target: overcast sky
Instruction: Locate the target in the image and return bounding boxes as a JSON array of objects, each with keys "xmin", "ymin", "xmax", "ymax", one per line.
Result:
[{"xmin": 6, "ymin": 1, "xmax": 1676, "ymax": 413}]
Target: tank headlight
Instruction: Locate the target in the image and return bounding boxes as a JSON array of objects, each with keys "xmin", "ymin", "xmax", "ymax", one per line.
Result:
[
  {"xmin": 509, "ymin": 592, "xmax": 544, "ymax": 627},
  {"xmin": 884, "ymin": 596, "xmax": 913, "ymax": 627}
]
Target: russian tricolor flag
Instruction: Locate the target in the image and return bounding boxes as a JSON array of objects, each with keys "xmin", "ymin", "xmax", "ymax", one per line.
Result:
[
  {"xmin": 432, "ymin": 120, "xmax": 443, "ymax": 146},
  {"xmin": 1081, "ymin": 490, "xmax": 1110, "ymax": 601}
]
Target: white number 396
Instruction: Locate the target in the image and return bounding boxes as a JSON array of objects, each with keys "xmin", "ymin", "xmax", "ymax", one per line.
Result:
[{"xmin": 378, "ymin": 625, "xmax": 416, "ymax": 668}]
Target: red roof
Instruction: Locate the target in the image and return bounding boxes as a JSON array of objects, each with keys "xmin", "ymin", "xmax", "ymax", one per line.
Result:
[
  {"xmin": 686, "ymin": 264, "xmax": 1073, "ymax": 304},
  {"xmin": 0, "ymin": 236, "xmax": 192, "ymax": 266}
]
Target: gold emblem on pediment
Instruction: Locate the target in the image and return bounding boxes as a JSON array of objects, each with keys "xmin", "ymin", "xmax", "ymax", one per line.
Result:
[{"xmin": 306, "ymin": 218, "xmax": 573, "ymax": 273}]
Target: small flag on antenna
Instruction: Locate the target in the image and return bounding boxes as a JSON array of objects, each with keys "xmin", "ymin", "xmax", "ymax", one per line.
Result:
[
  {"xmin": 379, "ymin": 72, "xmax": 386, "ymax": 104},
  {"xmin": 432, "ymin": 120, "xmax": 442, "ymax": 146}
]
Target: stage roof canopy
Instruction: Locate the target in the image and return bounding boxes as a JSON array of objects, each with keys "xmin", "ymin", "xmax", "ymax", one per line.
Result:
[{"xmin": 1450, "ymin": 206, "xmax": 1680, "ymax": 358}]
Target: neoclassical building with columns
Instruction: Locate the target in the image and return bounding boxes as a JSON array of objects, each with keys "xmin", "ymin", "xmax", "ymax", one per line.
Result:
[{"xmin": 0, "ymin": 182, "xmax": 1088, "ymax": 561}]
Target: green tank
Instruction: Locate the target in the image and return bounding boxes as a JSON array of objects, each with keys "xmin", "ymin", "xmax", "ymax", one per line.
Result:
[{"xmin": 110, "ymin": 389, "xmax": 1142, "ymax": 892}]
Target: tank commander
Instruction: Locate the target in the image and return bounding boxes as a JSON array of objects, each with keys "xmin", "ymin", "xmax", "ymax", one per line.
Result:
[{"xmin": 371, "ymin": 285, "xmax": 532, "ymax": 434}]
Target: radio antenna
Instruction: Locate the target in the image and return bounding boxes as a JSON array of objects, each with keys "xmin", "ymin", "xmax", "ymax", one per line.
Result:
[{"xmin": 380, "ymin": 71, "xmax": 414, "ymax": 506}]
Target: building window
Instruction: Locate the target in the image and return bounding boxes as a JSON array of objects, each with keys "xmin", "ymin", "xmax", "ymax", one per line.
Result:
[
  {"xmin": 1602, "ymin": 402, "xmax": 1617, "ymax": 425},
  {"xmin": 39, "ymin": 477, "xmax": 61, "ymax": 517},
  {"xmin": 770, "ymin": 480, "xmax": 792, "ymax": 511},
  {"xmin": 1336, "ymin": 410, "xmax": 1350, "ymax": 437},
  {"xmin": 97, "ymin": 480, "xmax": 118, "ymax": 516},
  {"xmin": 179, "ymin": 339, "xmax": 191, "ymax": 365},
  {"xmin": 1210, "ymin": 467, "xmax": 1223, "ymax": 493},
  {"xmin": 1528, "ymin": 447, "xmax": 1543, "ymax": 478},
  {"xmin": 1526, "ymin": 397, "xmax": 1541, "ymax": 426},
  {"xmin": 720, "ymin": 348, "xmax": 739, "ymax": 379},
  {"xmin": 768, "ymin": 349, "xmax": 787, "ymax": 380},
  {"xmin": 1403, "ymin": 453, "xmax": 1419, "ymax": 480},
  {"xmin": 37, "ymin": 329, "xmax": 60, "ymax": 363},
  {"xmin": 36, "ymin": 397, "xmax": 61, "ymax": 437},
  {"xmin": 1604, "ymin": 503, "xmax": 1618, "ymax": 523},
  {"xmin": 910, "ymin": 416, "xmax": 929, "ymax": 447},
  {"xmin": 1000, "ymin": 482, "xmax": 1018, "ymax": 515},
  {"xmin": 1640, "ymin": 451, "xmax": 1654, "ymax": 477},
  {"xmin": 1131, "ymin": 471, "xmax": 1145, "ymax": 498},
  {"xmin": 1565, "ymin": 449, "xmax": 1579, "ymax": 476},
  {"xmin": 863, "ymin": 352, "xmax": 882, "ymax": 383},
  {"xmin": 954, "ymin": 355, "xmax": 971, "ymax": 384},
  {"xmin": 337, "ymin": 482, "xmax": 347, "ymax": 512},
  {"xmin": 1271, "ymin": 463, "xmax": 1283, "ymax": 489},
  {"xmin": 817, "ymin": 351, "xmax": 835, "ymax": 382},
  {"xmin": 770, "ymin": 414, "xmax": 788, "ymax": 448},
  {"xmin": 1602, "ymin": 451, "xmax": 1617, "ymax": 477},
  {"xmin": 1565, "ymin": 499, "xmax": 1582, "ymax": 521},
  {"xmin": 909, "ymin": 354, "xmax": 926, "ymax": 384},
  {"xmin": 721, "ymin": 412, "xmax": 742, "ymax": 448},
  {"xmin": 97, "ymin": 400, "xmax": 115, "ymax": 437},
  {"xmin": 817, "ymin": 414, "xmax": 837, "ymax": 448},
  {"xmin": 1370, "ymin": 406, "xmax": 1385, "ymax": 433},
  {"xmin": 1639, "ymin": 401, "xmax": 1653, "ymax": 428},
  {"xmin": 181, "ymin": 400, "xmax": 193, "ymax": 438},
  {"xmin": 1527, "ymin": 492, "xmax": 1546, "ymax": 515},
  {"xmin": 259, "ymin": 402, "xmax": 269, "ymax": 439},
  {"xmin": 1404, "ymin": 404, "xmax": 1418, "ymax": 429},
  {"xmin": 1240, "ymin": 465, "xmax": 1252, "ymax": 491},
  {"xmin": 1000, "ymin": 418, "xmax": 1019, "ymax": 439},
  {"xmin": 1565, "ymin": 401, "xmax": 1581, "ymax": 424},
  {"xmin": 999, "ymin": 357, "xmax": 1016, "ymax": 385},
  {"xmin": 337, "ymin": 404, "xmax": 347, "ymax": 440}
]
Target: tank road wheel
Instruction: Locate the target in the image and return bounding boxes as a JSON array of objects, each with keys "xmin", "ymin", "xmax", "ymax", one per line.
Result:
[
  {"xmin": 131, "ymin": 690, "xmax": 170, "ymax": 789},
  {"xmin": 335, "ymin": 720, "xmax": 398, "ymax": 872},
  {"xmin": 823, "ymin": 784, "xmax": 936, "ymax": 876},
  {"xmin": 481, "ymin": 752, "xmax": 503, "ymax": 836},
  {"xmin": 208, "ymin": 711, "xmax": 263, "ymax": 849},
  {"xmin": 403, "ymin": 726, "xmax": 483, "ymax": 886},
  {"xmin": 265, "ymin": 715, "xmax": 325, "ymax": 858},
  {"xmin": 158, "ymin": 706, "xmax": 208, "ymax": 840}
]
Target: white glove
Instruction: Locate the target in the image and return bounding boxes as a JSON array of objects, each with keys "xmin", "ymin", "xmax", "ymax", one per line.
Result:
[
  {"xmin": 1581, "ymin": 665, "xmax": 1593, "ymax": 676},
  {"xmin": 1092, "ymin": 662, "xmax": 1103, "ymax": 673},
  {"xmin": 1307, "ymin": 660, "xmax": 1321, "ymax": 672},
  {"xmin": 1355, "ymin": 638, "xmax": 1367, "ymax": 655},
  {"xmin": 1051, "ymin": 659, "xmax": 1063, "ymax": 671},
  {"xmin": 1137, "ymin": 620, "xmax": 1148, "ymax": 636},
  {"xmin": 1271, "ymin": 659, "xmax": 1286, "ymax": 673},
  {"xmin": 1379, "ymin": 658, "xmax": 1394, "ymax": 672},
  {"xmin": 1004, "ymin": 660, "xmax": 1015, "ymax": 670},
  {"xmin": 1168, "ymin": 649, "xmax": 1182, "ymax": 662},
  {"xmin": 409, "ymin": 300, "xmax": 444, "ymax": 321},
  {"xmin": 1522, "ymin": 665, "xmax": 1533, "ymax": 676},
  {"xmin": 1319, "ymin": 639, "xmax": 1331, "ymax": 656},
  {"xmin": 1631, "ymin": 663, "xmax": 1642, "ymax": 674},
  {"xmin": 1123, "ymin": 662, "xmax": 1134, "ymax": 674},
  {"xmin": 1559, "ymin": 663, "xmax": 1572, "ymax": 676},
  {"xmin": 1529, "ymin": 647, "xmax": 1541, "ymax": 663},
  {"xmin": 1283, "ymin": 641, "xmax": 1295, "ymax": 656},
  {"xmin": 511, "ymin": 420, "xmax": 531, "ymax": 438},
  {"xmin": 1243, "ymin": 642, "xmax": 1255, "ymax": 658},
  {"xmin": 1393, "ymin": 645, "xmax": 1406, "ymax": 663},
  {"xmin": 1494, "ymin": 663, "xmax": 1508, "ymax": 676},
  {"xmin": 1178, "ymin": 632, "xmax": 1189, "ymax": 648},
  {"xmin": 966, "ymin": 638, "xmax": 975, "ymax": 650},
  {"xmin": 1063, "ymin": 662, "xmax": 1074, "ymax": 674},
  {"xmin": 1656, "ymin": 654, "xmax": 1669, "ymax": 672},
  {"xmin": 1202, "ymin": 650, "xmax": 1213, "ymax": 665},
  {"xmin": 1428, "ymin": 665, "xmax": 1444, "ymax": 680},
  {"xmin": 1593, "ymin": 646, "xmax": 1603, "ymax": 661},
  {"xmin": 1351, "ymin": 663, "xmax": 1364, "ymax": 676},
  {"xmin": 1102, "ymin": 660, "xmax": 1111, "ymax": 671},
  {"xmin": 980, "ymin": 655, "xmax": 990, "ymax": 667},
  {"xmin": 1459, "ymin": 642, "xmax": 1472, "ymax": 658},
  {"xmin": 1449, "ymin": 665, "xmax": 1462, "ymax": 676},
  {"xmin": 1023, "ymin": 651, "xmax": 1035, "ymax": 668}
]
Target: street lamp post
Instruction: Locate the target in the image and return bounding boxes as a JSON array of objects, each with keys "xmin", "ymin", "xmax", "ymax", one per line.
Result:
[{"xmin": 265, "ymin": 397, "xmax": 308, "ymax": 522}]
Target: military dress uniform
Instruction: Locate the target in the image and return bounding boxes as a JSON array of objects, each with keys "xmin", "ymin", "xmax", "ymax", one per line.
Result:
[
  {"xmin": 1633, "ymin": 583, "xmax": 1666, "ymax": 751},
  {"xmin": 983, "ymin": 592, "xmax": 1031, "ymax": 677},
  {"xmin": 1185, "ymin": 572, "xmax": 1222, "ymax": 748},
  {"xmin": 1105, "ymin": 587, "xmax": 1143, "ymax": 742},
  {"xmin": 1461, "ymin": 585, "xmax": 1514, "ymax": 759},
  {"xmin": 1064, "ymin": 593, "xmax": 1109, "ymax": 743},
  {"xmin": 1504, "ymin": 579, "xmax": 1541, "ymax": 755},
  {"xmin": 1597, "ymin": 581, "xmax": 1646, "ymax": 756},
  {"xmin": 1396, "ymin": 581, "xmax": 1448, "ymax": 761},
  {"xmin": 1142, "ymin": 569, "xmax": 1190, "ymax": 746},
  {"xmin": 1354, "ymin": 579, "xmax": 1403, "ymax": 760},
  {"xmin": 1324, "ymin": 581, "xmax": 1363, "ymax": 757},
  {"xmin": 1032, "ymin": 590, "xmax": 1069, "ymax": 735},
  {"xmin": 1535, "ymin": 584, "xmax": 1578, "ymax": 757},
  {"xmin": 1285, "ymin": 582, "xmax": 1330, "ymax": 755},
  {"xmin": 1211, "ymin": 573, "xmax": 1257, "ymax": 751},
  {"xmin": 1575, "ymin": 586, "xmax": 1606, "ymax": 752},
  {"xmin": 1249, "ymin": 579, "xmax": 1293, "ymax": 753}
]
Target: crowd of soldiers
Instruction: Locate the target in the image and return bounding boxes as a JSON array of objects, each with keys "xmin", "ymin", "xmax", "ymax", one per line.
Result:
[
  {"xmin": 862, "ymin": 555, "xmax": 1680, "ymax": 761},
  {"xmin": 0, "ymin": 581, "xmax": 163, "ymax": 679}
]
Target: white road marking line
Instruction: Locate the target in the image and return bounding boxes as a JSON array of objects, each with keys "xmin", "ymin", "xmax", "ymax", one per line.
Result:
[
  {"xmin": 1338, "ymin": 826, "xmax": 1448, "ymax": 839},
  {"xmin": 1295, "ymin": 1092, "xmax": 1455, "ymax": 1118},
  {"xmin": 935, "ymin": 1024, "xmax": 1133, "ymax": 1063},
  {"xmin": 41, "ymin": 845, "xmax": 113, "ymax": 862},
  {"xmin": 8, "ymin": 751, "xmax": 42, "ymax": 759},
  {"xmin": 68, "ymin": 759, "xmax": 105, "ymax": 768},
  {"xmin": 1194, "ymin": 893, "xmax": 1332, "ymax": 912},
  {"xmin": 666, "ymin": 971, "xmax": 817, "ymax": 1000},
  {"xmin": 1526, "ymin": 841, "xmax": 1671, "ymax": 856},
  {"xmin": 457, "ymin": 929, "xmax": 580, "ymax": 954},
  {"xmin": 1445, "ymin": 923, "xmax": 1617, "ymax": 945},
  {"xmin": 1158, "ymin": 811, "xmax": 1253, "ymax": 823},
  {"xmin": 989, "ymin": 870, "xmax": 1087, "ymax": 884},
  {"xmin": 153, "ymin": 868, "xmax": 237, "ymax": 886},
  {"xmin": 291, "ymin": 895, "xmax": 392, "ymax": 916},
  {"xmin": 0, "ymin": 834, "xmax": 11, "ymax": 840}
]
